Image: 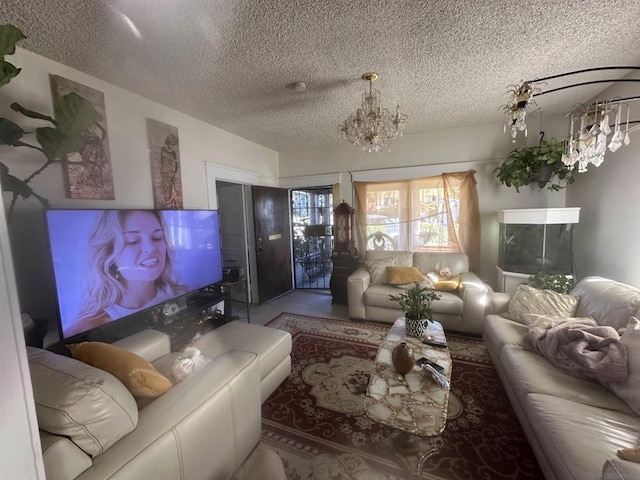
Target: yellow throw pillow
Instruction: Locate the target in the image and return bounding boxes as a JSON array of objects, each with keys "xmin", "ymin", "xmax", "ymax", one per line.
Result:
[
  {"xmin": 387, "ymin": 266, "xmax": 424, "ymax": 285},
  {"xmin": 68, "ymin": 341, "xmax": 173, "ymax": 399},
  {"xmin": 427, "ymin": 272, "xmax": 461, "ymax": 291},
  {"xmin": 617, "ymin": 446, "xmax": 640, "ymax": 463}
]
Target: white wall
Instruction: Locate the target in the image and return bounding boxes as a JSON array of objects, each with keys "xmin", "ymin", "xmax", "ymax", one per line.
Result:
[
  {"xmin": 0, "ymin": 48, "xmax": 279, "ymax": 331},
  {"xmin": 279, "ymin": 117, "xmax": 569, "ymax": 286},
  {"xmin": 0, "ymin": 190, "xmax": 45, "ymax": 480},
  {"xmin": 566, "ymin": 73, "xmax": 640, "ymax": 286}
]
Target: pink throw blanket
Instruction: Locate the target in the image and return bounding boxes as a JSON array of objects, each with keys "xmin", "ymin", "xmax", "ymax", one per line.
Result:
[{"xmin": 523, "ymin": 317, "xmax": 628, "ymax": 384}]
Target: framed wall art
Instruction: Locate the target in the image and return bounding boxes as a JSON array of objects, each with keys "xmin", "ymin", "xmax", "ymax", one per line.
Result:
[
  {"xmin": 49, "ymin": 75, "xmax": 115, "ymax": 200},
  {"xmin": 146, "ymin": 119, "xmax": 183, "ymax": 209}
]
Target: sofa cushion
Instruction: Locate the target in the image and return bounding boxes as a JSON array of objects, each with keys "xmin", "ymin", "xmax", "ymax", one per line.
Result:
[
  {"xmin": 365, "ymin": 258, "xmax": 395, "ymax": 284},
  {"xmin": 526, "ymin": 393, "xmax": 640, "ymax": 480},
  {"xmin": 504, "ymin": 284, "xmax": 578, "ymax": 323},
  {"xmin": 500, "ymin": 345, "xmax": 633, "ymax": 413},
  {"xmin": 387, "ymin": 266, "xmax": 424, "ymax": 285},
  {"xmin": 68, "ymin": 341, "xmax": 173, "ymax": 399},
  {"xmin": 366, "ymin": 284, "xmax": 463, "ymax": 315},
  {"xmin": 572, "ymin": 276, "xmax": 640, "ymax": 330},
  {"xmin": 483, "ymin": 315, "xmax": 527, "ymax": 352},
  {"xmin": 40, "ymin": 431, "xmax": 92, "ymax": 480},
  {"xmin": 609, "ymin": 316, "xmax": 640, "ymax": 415},
  {"xmin": 28, "ymin": 347, "xmax": 138, "ymax": 457}
]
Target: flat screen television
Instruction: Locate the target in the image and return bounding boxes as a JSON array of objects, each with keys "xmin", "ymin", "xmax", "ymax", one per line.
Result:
[{"xmin": 45, "ymin": 209, "xmax": 223, "ymax": 340}]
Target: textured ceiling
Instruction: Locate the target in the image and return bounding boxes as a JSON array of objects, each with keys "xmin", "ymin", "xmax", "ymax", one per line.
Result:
[{"xmin": 2, "ymin": 0, "xmax": 640, "ymax": 152}]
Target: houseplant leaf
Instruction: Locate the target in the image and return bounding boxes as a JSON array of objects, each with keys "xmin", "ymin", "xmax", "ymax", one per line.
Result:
[
  {"xmin": 36, "ymin": 127, "xmax": 85, "ymax": 160},
  {"xmin": 0, "ymin": 117, "xmax": 26, "ymax": 145},
  {"xmin": 0, "ymin": 60, "xmax": 20, "ymax": 88},
  {"xmin": 0, "ymin": 24, "xmax": 26, "ymax": 56},
  {"xmin": 11, "ymin": 101, "xmax": 56, "ymax": 124},
  {"xmin": 0, "ymin": 24, "xmax": 26, "ymax": 87},
  {"xmin": 54, "ymin": 93, "xmax": 100, "ymax": 135}
]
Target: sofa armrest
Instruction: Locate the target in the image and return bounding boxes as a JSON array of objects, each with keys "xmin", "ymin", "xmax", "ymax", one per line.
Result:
[
  {"xmin": 459, "ymin": 272, "xmax": 491, "ymax": 335},
  {"xmin": 113, "ymin": 329, "xmax": 171, "ymax": 363},
  {"xmin": 79, "ymin": 350, "xmax": 261, "ymax": 480},
  {"xmin": 602, "ymin": 457, "xmax": 640, "ymax": 480},
  {"xmin": 485, "ymin": 292, "xmax": 511, "ymax": 316},
  {"xmin": 348, "ymin": 267, "xmax": 370, "ymax": 319}
]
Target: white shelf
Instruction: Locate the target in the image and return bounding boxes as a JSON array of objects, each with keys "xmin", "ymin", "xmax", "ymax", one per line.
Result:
[{"xmin": 497, "ymin": 208, "xmax": 580, "ymax": 225}]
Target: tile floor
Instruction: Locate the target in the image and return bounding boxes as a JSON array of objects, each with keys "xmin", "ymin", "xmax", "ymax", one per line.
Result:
[{"xmin": 230, "ymin": 289, "xmax": 349, "ymax": 326}]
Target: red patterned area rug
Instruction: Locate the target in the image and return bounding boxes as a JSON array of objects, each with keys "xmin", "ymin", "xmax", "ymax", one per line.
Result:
[{"xmin": 261, "ymin": 313, "xmax": 543, "ymax": 480}]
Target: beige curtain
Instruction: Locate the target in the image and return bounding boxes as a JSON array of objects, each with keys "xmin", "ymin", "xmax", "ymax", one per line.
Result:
[{"xmin": 354, "ymin": 170, "xmax": 480, "ymax": 271}]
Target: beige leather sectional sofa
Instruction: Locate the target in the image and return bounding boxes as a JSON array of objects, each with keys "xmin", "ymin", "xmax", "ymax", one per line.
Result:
[
  {"xmin": 28, "ymin": 321, "xmax": 292, "ymax": 480},
  {"xmin": 347, "ymin": 250, "xmax": 502, "ymax": 334},
  {"xmin": 484, "ymin": 276, "xmax": 640, "ymax": 480}
]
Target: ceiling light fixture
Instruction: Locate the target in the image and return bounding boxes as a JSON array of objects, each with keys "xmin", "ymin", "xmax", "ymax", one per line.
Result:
[
  {"xmin": 502, "ymin": 66, "xmax": 640, "ymax": 172},
  {"xmin": 338, "ymin": 72, "xmax": 407, "ymax": 153}
]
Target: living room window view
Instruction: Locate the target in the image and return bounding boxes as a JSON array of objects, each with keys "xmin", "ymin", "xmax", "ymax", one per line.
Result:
[{"xmin": 2, "ymin": 3, "xmax": 640, "ymax": 480}]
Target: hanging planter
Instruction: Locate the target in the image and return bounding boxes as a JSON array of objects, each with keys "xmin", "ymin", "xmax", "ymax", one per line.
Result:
[{"xmin": 494, "ymin": 135, "xmax": 576, "ymax": 192}]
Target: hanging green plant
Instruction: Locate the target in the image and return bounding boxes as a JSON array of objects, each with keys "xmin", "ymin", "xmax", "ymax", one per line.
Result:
[
  {"xmin": 494, "ymin": 135, "xmax": 575, "ymax": 192},
  {"xmin": 0, "ymin": 24, "xmax": 101, "ymax": 219}
]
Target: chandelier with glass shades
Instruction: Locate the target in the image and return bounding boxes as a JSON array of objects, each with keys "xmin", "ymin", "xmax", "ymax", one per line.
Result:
[
  {"xmin": 338, "ymin": 72, "xmax": 407, "ymax": 153},
  {"xmin": 502, "ymin": 66, "xmax": 640, "ymax": 172}
]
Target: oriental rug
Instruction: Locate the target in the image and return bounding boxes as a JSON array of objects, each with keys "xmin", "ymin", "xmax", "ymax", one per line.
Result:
[{"xmin": 261, "ymin": 313, "xmax": 544, "ymax": 480}]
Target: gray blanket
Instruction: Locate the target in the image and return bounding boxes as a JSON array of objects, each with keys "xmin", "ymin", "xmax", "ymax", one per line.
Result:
[{"xmin": 523, "ymin": 317, "xmax": 628, "ymax": 384}]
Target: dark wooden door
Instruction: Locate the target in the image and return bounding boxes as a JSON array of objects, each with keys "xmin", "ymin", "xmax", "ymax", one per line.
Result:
[{"xmin": 252, "ymin": 186, "xmax": 293, "ymax": 304}]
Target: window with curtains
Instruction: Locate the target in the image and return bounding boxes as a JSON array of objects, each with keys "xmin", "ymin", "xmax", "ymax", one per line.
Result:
[{"xmin": 354, "ymin": 171, "xmax": 480, "ymax": 271}]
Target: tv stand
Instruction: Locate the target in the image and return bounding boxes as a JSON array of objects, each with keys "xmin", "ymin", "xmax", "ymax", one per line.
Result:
[{"xmin": 149, "ymin": 284, "xmax": 232, "ymax": 350}]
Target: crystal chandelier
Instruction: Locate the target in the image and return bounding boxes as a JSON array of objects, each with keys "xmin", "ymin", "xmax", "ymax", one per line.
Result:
[
  {"xmin": 501, "ymin": 81, "xmax": 539, "ymax": 142},
  {"xmin": 338, "ymin": 72, "xmax": 407, "ymax": 153},
  {"xmin": 561, "ymin": 100, "xmax": 631, "ymax": 172},
  {"xmin": 502, "ymin": 66, "xmax": 640, "ymax": 172}
]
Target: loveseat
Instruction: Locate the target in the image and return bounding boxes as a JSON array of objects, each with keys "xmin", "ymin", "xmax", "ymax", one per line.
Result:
[
  {"xmin": 484, "ymin": 276, "xmax": 640, "ymax": 480},
  {"xmin": 28, "ymin": 321, "xmax": 292, "ymax": 480},
  {"xmin": 347, "ymin": 250, "xmax": 500, "ymax": 334}
]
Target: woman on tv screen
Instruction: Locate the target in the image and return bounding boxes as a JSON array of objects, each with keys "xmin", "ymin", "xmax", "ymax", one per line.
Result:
[{"xmin": 68, "ymin": 210, "xmax": 187, "ymax": 337}]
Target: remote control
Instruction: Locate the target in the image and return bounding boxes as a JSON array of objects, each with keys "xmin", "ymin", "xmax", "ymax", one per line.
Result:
[
  {"xmin": 421, "ymin": 338, "xmax": 448, "ymax": 348},
  {"xmin": 416, "ymin": 357, "xmax": 445, "ymax": 373}
]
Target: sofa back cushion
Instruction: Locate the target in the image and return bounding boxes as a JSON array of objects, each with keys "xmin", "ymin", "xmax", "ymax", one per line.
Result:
[
  {"xmin": 364, "ymin": 250, "xmax": 413, "ymax": 267},
  {"xmin": 571, "ymin": 276, "xmax": 640, "ymax": 330},
  {"xmin": 28, "ymin": 347, "xmax": 138, "ymax": 457},
  {"xmin": 413, "ymin": 252, "xmax": 469, "ymax": 276}
]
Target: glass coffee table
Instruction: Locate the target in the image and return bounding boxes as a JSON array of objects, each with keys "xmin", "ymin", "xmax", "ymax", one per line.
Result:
[{"xmin": 364, "ymin": 317, "xmax": 452, "ymax": 476}]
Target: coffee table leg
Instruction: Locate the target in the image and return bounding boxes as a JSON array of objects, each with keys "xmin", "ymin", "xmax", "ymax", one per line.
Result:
[{"xmin": 392, "ymin": 432, "xmax": 441, "ymax": 478}]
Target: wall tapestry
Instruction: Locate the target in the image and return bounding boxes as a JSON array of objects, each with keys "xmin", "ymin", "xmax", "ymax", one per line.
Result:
[
  {"xmin": 49, "ymin": 75, "xmax": 115, "ymax": 200},
  {"xmin": 146, "ymin": 119, "xmax": 183, "ymax": 209}
]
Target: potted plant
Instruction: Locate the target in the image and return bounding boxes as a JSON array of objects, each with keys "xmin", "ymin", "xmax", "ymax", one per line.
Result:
[
  {"xmin": 389, "ymin": 283, "xmax": 440, "ymax": 337},
  {"xmin": 528, "ymin": 273, "xmax": 576, "ymax": 294},
  {"xmin": 494, "ymin": 136, "xmax": 575, "ymax": 192},
  {"xmin": 0, "ymin": 24, "xmax": 101, "ymax": 220}
]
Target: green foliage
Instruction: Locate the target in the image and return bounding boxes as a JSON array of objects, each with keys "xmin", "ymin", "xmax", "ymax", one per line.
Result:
[
  {"xmin": 389, "ymin": 283, "xmax": 440, "ymax": 323},
  {"xmin": 0, "ymin": 24, "xmax": 101, "ymax": 218},
  {"xmin": 494, "ymin": 138, "xmax": 575, "ymax": 192},
  {"xmin": 0, "ymin": 24, "xmax": 25, "ymax": 88},
  {"xmin": 528, "ymin": 273, "xmax": 576, "ymax": 294}
]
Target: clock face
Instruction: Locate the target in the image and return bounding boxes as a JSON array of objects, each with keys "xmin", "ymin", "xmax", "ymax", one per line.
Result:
[{"xmin": 335, "ymin": 216, "xmax": 348, "ymax": 242}]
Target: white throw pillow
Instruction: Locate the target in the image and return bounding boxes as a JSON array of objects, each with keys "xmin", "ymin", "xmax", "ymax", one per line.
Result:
[
  {"xmin": 609, "ymin": 316, "xmax": 640, "ymax": 415},
  {"xmin": 504, "ymin": 284, "xmax": 578, "ymax": 324},
  {"xmin": 365, "ymin": 258, "xmax": 395, "ymax": 284}
]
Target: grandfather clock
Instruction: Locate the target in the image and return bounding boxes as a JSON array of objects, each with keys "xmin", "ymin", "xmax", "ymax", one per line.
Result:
[{"xmin": 330, "ymin": 202, "xmax": 360, "ymax": 304}]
